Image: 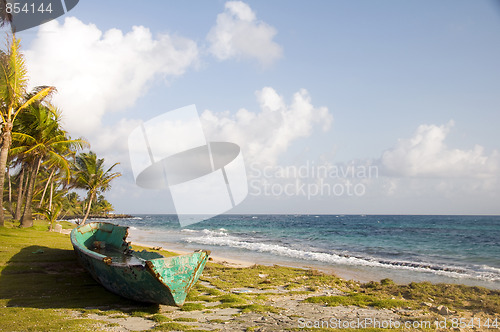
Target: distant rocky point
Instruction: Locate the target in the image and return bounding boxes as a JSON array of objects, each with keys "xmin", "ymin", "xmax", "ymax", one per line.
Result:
[{"xmin": 61, "ymin": 214, "xmax": 134, "ymax": 220}]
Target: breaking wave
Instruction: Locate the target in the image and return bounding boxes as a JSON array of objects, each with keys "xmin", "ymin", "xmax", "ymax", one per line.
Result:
[{"xmin": 184, "ymin": 230, "xmax": 500, "ymax": 282}]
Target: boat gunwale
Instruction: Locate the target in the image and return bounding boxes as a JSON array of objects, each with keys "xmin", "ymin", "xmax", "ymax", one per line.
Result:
[
  {"xmin": 70, "ymin": 221, "xmax": 210, "ymax": 306},
  {"xmin": 70, "ymin": 222, "xmax": 210, "ymax": 268},
  {"xmin": 70, "ymin": 221, "xmax": 148, "ymax": 267}
]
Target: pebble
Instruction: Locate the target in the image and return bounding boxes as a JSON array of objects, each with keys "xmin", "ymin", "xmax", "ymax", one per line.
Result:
[{"xmin": 436, "ymin": 305, "xmax": 451, "ymax": 315}]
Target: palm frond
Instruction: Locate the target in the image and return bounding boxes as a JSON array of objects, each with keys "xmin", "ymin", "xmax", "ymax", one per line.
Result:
[
  {"xmin": 14, "ymin": 86, "xmax": 56, "ymax": 119},
  {"xmin": 8, "ymin": 37, "xmax": 28, "ymax": 108}
]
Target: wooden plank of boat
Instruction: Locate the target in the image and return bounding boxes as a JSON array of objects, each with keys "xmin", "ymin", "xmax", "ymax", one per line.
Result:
[{"xmin": 70, "ymin": 221, "xmax": 210, "ymax": 306}]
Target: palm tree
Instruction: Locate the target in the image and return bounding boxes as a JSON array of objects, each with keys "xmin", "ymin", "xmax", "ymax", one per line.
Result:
[
  {"xmin": 61, "ymin": 191, "xmax": 81, "ymax": 217},
  {"xmin": 0, "ymin": 36, "xmax": 55, "ymax": 226},
  {"xmin": 92, "ymin": 194, "xmax": 114, "ymax": 216},
  {"xmin": 37, "ymin": 167, "xmax": 69, "ymax": 212},
  {"xmin": 72, "ymin": 151, "xmax": 121, "ymax": 224},
  {"xmin": 10, "ymin": 103, "xmax": 87, "ymax": 227}
]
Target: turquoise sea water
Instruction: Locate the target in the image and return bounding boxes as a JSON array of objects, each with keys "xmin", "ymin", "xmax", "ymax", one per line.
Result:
[{"xmin": 108, "ymin": 214, "xmax": 500, "ymax": 289}]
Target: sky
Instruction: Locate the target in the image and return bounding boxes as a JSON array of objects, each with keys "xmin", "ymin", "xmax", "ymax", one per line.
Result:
[{"xmin": 8, "ymin": 0, "xmax": 500, "ymax": 215}]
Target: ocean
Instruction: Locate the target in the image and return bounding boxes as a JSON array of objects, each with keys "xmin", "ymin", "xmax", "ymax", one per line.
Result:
[{"xmin": 109, "ymin": 214, "xmax": 500, "ymax": 289}]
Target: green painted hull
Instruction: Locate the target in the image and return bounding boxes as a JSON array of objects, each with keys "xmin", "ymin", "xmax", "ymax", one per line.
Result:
[{"xmin": 70, "ymin": 222, "xmax": 209, "ymax": 306}]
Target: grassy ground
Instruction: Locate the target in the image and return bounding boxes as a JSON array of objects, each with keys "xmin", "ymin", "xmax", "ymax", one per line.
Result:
[
  {"xmin": 0, "ymin": 220, "xmax": 160, "ymax": 331},
  {"xmin": 0, "ymin": 220, "xmax": 498, "ymax": 331}
]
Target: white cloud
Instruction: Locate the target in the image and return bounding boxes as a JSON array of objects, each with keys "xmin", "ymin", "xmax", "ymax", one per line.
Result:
[
  {"xmin": 25, "ymin": 17, "xmax": 199, "ymax": 136},
  {"xmin": 201, "ymin": 87, "xmax": 333, "ymax": 165},
  {"xmin": 381, "ymin": 121, "xmax": 499, "ymax": 177},
  {"xmin": 207, "ymin": 1, "xmax": 282, "ymax": 66},
  {"xmin": 91, "ymin": 118, "xmax": 143, "ymax": 160}
]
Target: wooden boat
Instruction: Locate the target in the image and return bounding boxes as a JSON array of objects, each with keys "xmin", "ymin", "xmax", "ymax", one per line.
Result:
[{"xmin": 70, "ymin": 221, "xmax": 210, "ymax": 306}]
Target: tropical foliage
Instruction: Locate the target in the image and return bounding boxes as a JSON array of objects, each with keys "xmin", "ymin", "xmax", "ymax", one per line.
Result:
[
  {"xmin": 11, "ymin": 103, "xmax": 88, "ymax": 226},
  {"xmin": 72, "ymin": 151, "xmax": 121, "ymax": 224},
  {"xmin": 0, "ymin": 36, "xmax": 55, "ymax": 226},
  {"xmin": 0, "ymin": 36, "xmax": 122, "ymax": 228}
]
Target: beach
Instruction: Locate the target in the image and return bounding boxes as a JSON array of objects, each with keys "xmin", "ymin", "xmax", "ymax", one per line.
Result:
[
  {"xmin": 130, "ymin": 240, "xmax": 405, "ymax": 285},
  {"xmin": 1, "ymin": 220, "xmax": 499, "ymax": 331}
]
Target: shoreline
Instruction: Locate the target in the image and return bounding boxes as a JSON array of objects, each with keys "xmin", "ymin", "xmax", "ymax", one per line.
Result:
[
  {"xmin": 3, "ymin": 221, "xmax": 499, "ymax": 331},
  {"xmin": 65, "ymin": 221, "xmax": 499, "ymax": 290},
  {"xmin": 65, "ymin": 223, "xmax": 500, "ymax": 290},
  {"xmin": 129, "ymin": 238, "xmax": 500, "ymax": 290},
  {"xmin": 132, "ymin": 240, "xmax": 376, "ymax": 281},
  {"xmin": 131, "ymin": 241, "xmax": 255, "ymax": 268},
  {"xmin": 118, "ymin": 214, "xmax": 500, "ymax": 291}
]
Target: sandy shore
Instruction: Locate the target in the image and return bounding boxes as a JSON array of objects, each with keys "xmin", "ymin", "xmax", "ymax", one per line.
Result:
[{"xmin": 131, "ymin": 241, "xmax": 385, "ymax": 283}]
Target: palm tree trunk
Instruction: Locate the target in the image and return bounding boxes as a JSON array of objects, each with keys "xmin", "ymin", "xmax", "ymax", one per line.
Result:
[
  {"xmin": 49, "ymin": 181, "xmax": 53, "ymax": 211},
  {"xmin": 20, "ymin": 164, "xmax": 36, "ymax": 227},
  {"xmin": 7, "ymin": 164, "xmax": 13, "ymax": 216},
  {"xmin": 14, "ymin": 167, "xmax": 25, "ymax": 220},
  {"xmin": 21, "ymin": 165, "xmax": 30, "ymax": 201},
  {"xmin": 0, "ymin": 123, "xmax": 12, "ymax": 226},
  {"xmin": 38, "ymin": 169, "xmax": 55, "ymax": 209},
  {"xmin": 20, "ymin": 158, "xmax": 41, "ymax": 227},
  {"xmin": 81, "ymin": 192, "xmax": 95, "ymax": 225},
  {"xmin": 18, "ymin": 165, "xmax": 30, "ymax": 220}
]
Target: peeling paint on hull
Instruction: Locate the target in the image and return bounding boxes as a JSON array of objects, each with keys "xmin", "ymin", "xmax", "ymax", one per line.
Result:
[{"xmin": 70, "ymin": 222, "xmax": 209, "ymax": 306}]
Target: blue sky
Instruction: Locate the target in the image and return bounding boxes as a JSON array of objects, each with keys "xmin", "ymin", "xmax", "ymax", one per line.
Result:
[{"xmin": 11, "ymin": 0, "xmax": 500, "ymax": 215}]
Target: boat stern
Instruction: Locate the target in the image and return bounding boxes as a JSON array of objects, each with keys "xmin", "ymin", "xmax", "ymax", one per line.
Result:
[{"xmin": 146, "ymin": 250, "xmax": 210, "ymax": 306}]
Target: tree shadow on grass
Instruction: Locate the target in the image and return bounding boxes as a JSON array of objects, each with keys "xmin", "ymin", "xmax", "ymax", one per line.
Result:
[{"xmin": 0, "ymin": 245, "xmax": 159, "ymax": 313}]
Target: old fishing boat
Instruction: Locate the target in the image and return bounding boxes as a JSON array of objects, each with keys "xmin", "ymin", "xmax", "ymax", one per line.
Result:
[{"xmin": 70, "ymin": 221, "xmax": 210, "ymax": 306}]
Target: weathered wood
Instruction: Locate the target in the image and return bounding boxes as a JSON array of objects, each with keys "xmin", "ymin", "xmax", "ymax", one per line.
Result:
[{"xmin": 70, "ymin": 221, "xmax": 209, "ymax": 306}]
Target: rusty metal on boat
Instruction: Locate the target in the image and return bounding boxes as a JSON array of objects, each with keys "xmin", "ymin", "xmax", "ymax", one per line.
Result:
[{"xmin": 70, "ymin": 221, "xmax": 210, "ymax": 306}]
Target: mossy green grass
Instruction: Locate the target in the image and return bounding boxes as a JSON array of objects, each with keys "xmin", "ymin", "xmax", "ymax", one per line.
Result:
[
  {"xmin": 0, "ymin": 220, "xmax": 159, "ymax": 331},
  {"xmin": 304, "ymin": 293, "xmax": 408, "ymax": 309}
]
